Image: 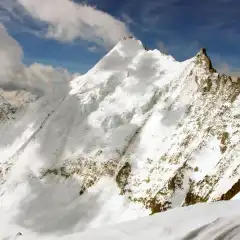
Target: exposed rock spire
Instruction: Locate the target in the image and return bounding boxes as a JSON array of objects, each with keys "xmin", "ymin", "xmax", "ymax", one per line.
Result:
[{"xmin": 196, "ymin": 47, "xmax": 216, "ymax": 73}]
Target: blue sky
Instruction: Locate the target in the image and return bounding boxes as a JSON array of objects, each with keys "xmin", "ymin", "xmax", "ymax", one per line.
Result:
[{"xmin": 1, "ymin": 0, "xmax": 240, "ymax": 74}]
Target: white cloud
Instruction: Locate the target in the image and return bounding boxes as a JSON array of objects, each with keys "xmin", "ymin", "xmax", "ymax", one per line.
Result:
[
  {"xmin": 16, "ymin": 0, "xmax": 131, "ymax": 48},
  {"xmin": 157, "ymin": 41, "xmax": 168, "ymax": 54},
  {"xmin": 121, "ymin": 14, "xmax": 136, "ymax": 25},
  {"xmin": 211, "ymin": 54, "xmax": 240, "ymax": 77},
  {"xmin": 0, "ymin": 23, "xmax": 73, "ymax": 95},
  {"xmin": 217, "ymin": 62, "xmax": 240, "ymax": 77},
  {"xmin": 0, "ymin": 0, "xmax": 21, "ymax": 21},
  {"xmin": 0, "ymin": 24, "xmax": 24, "ymax": 80},
  {"xmin": 88, "ymin": 46, "xmax": 99, "ymax": 53}
]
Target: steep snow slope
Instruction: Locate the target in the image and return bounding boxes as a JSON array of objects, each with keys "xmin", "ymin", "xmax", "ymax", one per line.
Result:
[
  {"xmin": 233, "ymin": 192, "xmax": 240, "ymax": 200},
  {"xmin": 0, "ymin": 38, "xmax": 240, "ymax": 238}
]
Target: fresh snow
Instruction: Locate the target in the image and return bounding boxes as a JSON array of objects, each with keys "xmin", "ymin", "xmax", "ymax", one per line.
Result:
[
  {"xmin": 2, "ymin": 201, "xmax": 240, "ymax": 239},
  {"xmin": 1, "ymin": 38, "xmax": 188, "ymax": 236},
  {"xmin": 0, "ymin": 35, "xmax": 240, "ymax": 239},
  {"xmin": 232, "ymin": 192, "xmax": 240, "ymax": 200},
  {"xmin": 60, "ymin": 201, "xmax": 240, "ymax": 240}
]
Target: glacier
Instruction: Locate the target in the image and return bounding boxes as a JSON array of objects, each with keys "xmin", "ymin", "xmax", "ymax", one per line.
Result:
[{"xmin": 0, "ymin": 36, "xmax": 240, "ymax": 239}]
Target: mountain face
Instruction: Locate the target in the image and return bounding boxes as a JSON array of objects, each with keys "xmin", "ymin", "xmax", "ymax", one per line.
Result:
[{"xmin": 0, "ymin": 38, "xmax": 240, "ymax": 237}]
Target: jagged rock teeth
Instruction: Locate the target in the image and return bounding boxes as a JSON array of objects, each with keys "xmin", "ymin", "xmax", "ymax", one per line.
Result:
[
  {"xmin": 199, "ymin": 48, "xmax": 207, "ymax": 55},
  {"xmin": 196, "ymin": 48, "xmax": 216, "ymax": 73}
]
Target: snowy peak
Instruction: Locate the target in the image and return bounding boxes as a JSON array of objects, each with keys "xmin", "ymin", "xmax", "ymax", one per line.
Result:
[
  {"xmin": 100, "ymin": 41, "xmax": 178, "ymax": 78},
  {"xmin": 113, "ymin": 37, "xmax": 145, "ymax": 55},
  {"xmin": 88, "ymin": 37, "xmax": 146, "ymax": 75},
  {"xmin": 1, "ymin": 38, "xmax": 240, "ymax": 238}
]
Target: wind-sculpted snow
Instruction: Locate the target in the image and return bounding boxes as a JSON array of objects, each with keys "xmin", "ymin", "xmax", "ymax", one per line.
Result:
[
  {"xmin": 0, "ymin": 38, "xmax": 240, "ymax": 238},
  {"xmin": 60, "ymin": 201, "xmax": 240, "ymax": 240},
  {"xmin": 2, "ymin": 201, "xmax": 240, "ymax": 239}
]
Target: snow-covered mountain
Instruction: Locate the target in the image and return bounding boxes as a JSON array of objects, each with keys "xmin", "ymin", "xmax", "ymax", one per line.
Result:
[{"xmin": 0, "ymin": 37, "xmax": 240, "ymax": 239}]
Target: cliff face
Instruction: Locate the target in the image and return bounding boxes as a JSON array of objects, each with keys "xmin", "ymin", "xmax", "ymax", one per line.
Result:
[{"xmin": 0, "ymin": 38, "xmax": 240, "ymax": 236}]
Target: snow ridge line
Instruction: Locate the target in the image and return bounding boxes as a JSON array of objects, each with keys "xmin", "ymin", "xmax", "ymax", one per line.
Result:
[{"xmin": 115, "ymin": 62, "xmax": 195, "ymax": 180}]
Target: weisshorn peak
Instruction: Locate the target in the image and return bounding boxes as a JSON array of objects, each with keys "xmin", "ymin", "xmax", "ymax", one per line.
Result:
[{"xmin": 0, "ymin": 38, "xmax": 240, "ymax": 238}]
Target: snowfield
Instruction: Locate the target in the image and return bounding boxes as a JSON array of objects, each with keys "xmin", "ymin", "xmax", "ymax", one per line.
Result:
[
  {"xmin": 0, "ymin": 27, "xmax": 240, "ymax": 239},
  {"xmin": 56, "ymin": 201, "xmax": 240, "ymax": 240},
  {"xmin": 2, "ymin": 201, "xmax": 240, "ymax": 239}
]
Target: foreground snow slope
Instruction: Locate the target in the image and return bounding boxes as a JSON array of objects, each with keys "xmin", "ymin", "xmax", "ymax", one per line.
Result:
[
  {"xmin": 58, "ymin": 201, "xmax": 240, "ymax": 240},
  {"xmin": 1, "ymin": 38, "xmax": 240, "ymax": 237},
  {"xmin": 60, "ymin": 201, "xmax": 240, "ymax": 240},
  {"xmin": 2, "ymin": 201, "xmax": 240, "ymax": 239}
]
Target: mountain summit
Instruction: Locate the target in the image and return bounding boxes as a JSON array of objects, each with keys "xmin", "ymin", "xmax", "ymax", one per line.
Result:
[{"xmin": 0, "ymin": 38, "xmax": 240, "ymax": 238}]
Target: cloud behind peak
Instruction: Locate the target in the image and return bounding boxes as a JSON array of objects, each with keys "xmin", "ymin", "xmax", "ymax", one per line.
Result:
[{"xmin": 17, "ymin": 0, "xmax": 131, "ymax": 48}]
